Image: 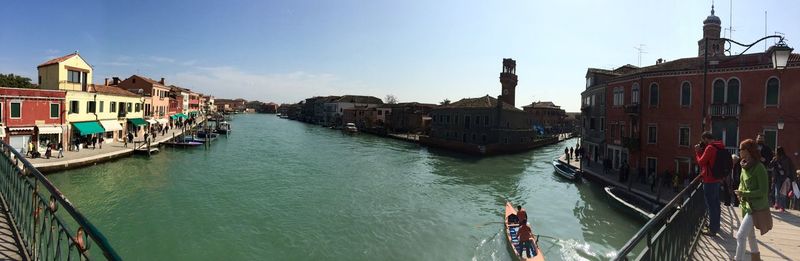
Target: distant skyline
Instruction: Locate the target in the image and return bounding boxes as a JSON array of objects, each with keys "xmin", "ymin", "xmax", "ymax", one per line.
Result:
[{"xmin": 1, "ymin": 0, "xmax": 799, "ymax": 111}]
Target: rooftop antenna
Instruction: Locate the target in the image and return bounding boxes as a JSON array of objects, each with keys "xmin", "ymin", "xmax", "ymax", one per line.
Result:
[
  {"xmin": 725, "ymin": 0, "xmax": 736, "ymax": 54},
  {"xmin": 634, "ymin": 44, "xmax": 647, "ymax": 66}
]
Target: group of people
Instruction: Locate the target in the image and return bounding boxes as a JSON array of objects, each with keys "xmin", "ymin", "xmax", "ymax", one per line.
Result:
[
  {"xmin": 696, "ymin": 132, "xmax": 797, "ymax": 260},
  {"xmin": 25, "ymin": 140, "xmax": 64, "ymax": 159},
  {"xmin": 564, "ymin": 145, "xmax": 584, "ymax": 163},
  {"xmin": 506, "ymin": 205, "xmax": 537, "ymax": 259},
  {"xmin": 70, "ymin": 135, "xmax": 105, "ymax": 152}
]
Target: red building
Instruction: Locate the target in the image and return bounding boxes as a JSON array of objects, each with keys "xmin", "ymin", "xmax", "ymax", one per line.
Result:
[
  {"xmin": 0, "ymin": 87, "xmax": 66, "ymax": 154},
  {"xmin": 587, "ymin": 7, "xmax": 800, "ymax": 183}
]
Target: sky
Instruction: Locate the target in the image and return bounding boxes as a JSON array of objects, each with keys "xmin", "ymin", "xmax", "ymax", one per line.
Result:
[{"xmin": 1, "ymin": 0, "xmax": 798, "ymax": 111}]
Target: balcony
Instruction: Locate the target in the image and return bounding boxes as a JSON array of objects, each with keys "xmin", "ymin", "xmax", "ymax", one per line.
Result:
[
  {"xmin": 624, "ymin": 104, "xmax": 640, "ymax": 116},
  {"xmin": 710, "ymin": 103, "xmax": 741, "ymax": 118},
  {"xmin": 623, "ymin": 137, "xmax": 640, "ymax": 151}
]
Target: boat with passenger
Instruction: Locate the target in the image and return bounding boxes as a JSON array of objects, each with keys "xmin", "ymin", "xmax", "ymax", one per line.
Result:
[{"xmin": 504, "ymin": 202, "xmax": 544, "ymax": 261}]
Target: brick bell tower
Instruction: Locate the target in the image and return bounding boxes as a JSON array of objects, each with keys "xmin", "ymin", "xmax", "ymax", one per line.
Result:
[
  {"xmin": 698, "ymin": 4, "xmax": 725, "ymax": 57},
  {"xmin": 499, "ymin": 58, "xmax": 518, "ymax": 107}
]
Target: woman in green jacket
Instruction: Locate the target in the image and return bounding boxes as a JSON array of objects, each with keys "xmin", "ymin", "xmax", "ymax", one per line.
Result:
[{"xmin": 734, "ymin": 139, "xmax": 769, "ymax": 261}]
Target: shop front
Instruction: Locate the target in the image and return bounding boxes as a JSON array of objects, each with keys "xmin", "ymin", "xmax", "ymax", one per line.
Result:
[
  {"xmin": 99, "ymin": 120, "xmax": 124, "ymax": 142},
  {"xmin": 71, "ymin": 121, "xmax": 105, "ymax": 148},
  {"xmin": 127, "ymin": 118, "xmax": 148, "ymax": 137},
  {"xmin": 35, "ymin": 125, "xmax": 64, "ymax": 151},
  {"xmin": 8, "ymin": 126, "xmax": 34, "ymax": 154}
]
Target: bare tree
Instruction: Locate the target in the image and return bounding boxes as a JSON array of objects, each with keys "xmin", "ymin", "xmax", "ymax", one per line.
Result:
[
  {"xmin": 439, "ymin": 99, "xmax": 451, "ymax": 105},
  {"xmin": 385, "ymin": 94, "xmax": 398, "ymax": 104}
]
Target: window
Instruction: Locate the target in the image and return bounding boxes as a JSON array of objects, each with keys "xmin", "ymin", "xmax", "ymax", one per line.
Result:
[
  {"xmin": 110, "ymin": 102, "xmax": 117, "ymax": 112},
  {"xmin": 649, "ymin": 83, "xmax": 659, "ymax": 106},
  {"xmin": 613, "ymin": 87, "xmax": 624, "ymax": 106},
  {"xmin": 766, "ymin": 78, "xmax": 780, "ymax": 106},
  {"xmin": 475, "ymin": 115, "xmax": 480, "ymax": 125},
  {"xmin": 10, "ymin": 102, "xmax": 21, "ymax": 118},
  {"xmin": 99, "ymin": 101, "xmax": 104, "ymax": 112},
  {"xmin": 727, "ymin": 78, "xmax": 740, "ymax": 104},
  {"xmin": 680, "ymin": 82, "xmax": 691, "ymax": 107},
  {"xmin": 679, "ymin": 126, "xmax": 690, "ymax": 147},
  {"xmin": 763, "ymin": 129, "xmax": 777, "ymax": 151},
  {"xmin": 647, "ymin": 157, "xmax": 658, "ymax": 176},
  {"xmin": 600, "ymin": 117, "xmax": 605, "ymax": 131},
  {"xmin": 712, "ymin": 79, "xmax": 726, "ymax": 103},
  {"xmin": 620, "ymin": 124, "xmax": 626, "ymax": 138},
  {"xmin": 135, "ymin": 103, "xmax": 141, "ymax": 112},
  {"xmin": 50, "ymin": 103, "xmax": 59, "ymax": 118},
  {"xmin": 647, "ymin": 125, "xmax": 657, "ymax": 144},
  {"xmin": 70, "ymin": 101, "xmax": 79, "ymax": 114},
  {"xmin": 67, "ymin": 70, "xmax": 81, "ymax": 83},
  {"xmin": 631, "ymin": 83, "xmax": 640, "ymax": 104},
  {"xmin": 464, "ymin": 115, "xmax": 470, "ymax": 129},
  {"xmin": 589, "ymin": 118, "xmax": 596, "ymax": 130},
  {"xmin": 484, "ymin": 116, "xmax": 489, "ymax": 126},
  {"xmin": 87, "ymin": 101, "xmax": 96, "ymax": 113},
  {"xmin": 127, "ymin": 103, "xmax": 132, "ymax": 112}
]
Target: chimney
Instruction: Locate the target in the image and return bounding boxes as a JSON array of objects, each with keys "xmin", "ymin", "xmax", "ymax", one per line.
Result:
[
  {"xmin": 104, "ymin": 78, "xmax": 109, "ymax": 86},
  {"xmin": 160, "ymin": 78, "xmax": 165, "ymax": 85},
  {"xmin": 112, "ymin": 77, "xmax": 121, "ymax": 85}
]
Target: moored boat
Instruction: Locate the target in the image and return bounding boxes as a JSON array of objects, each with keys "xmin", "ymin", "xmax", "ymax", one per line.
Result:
[
  {"xmin": 504, "ymin": 202, "xmax": 545, "ymax": 261},
  {"xmin": 552, "ymin": 160, "xmax": 580, "ymax": 181},
  {"xmin": 161, "ymin": 141, "xmax": 204, "ymax": 147},
  {"xmin": 343, "ymin": 123, "xmax": 358, "ymax": 134},
  {"xmin": 216, "ymin": 121, "xmax": 231, "ymax": 134},
  {"xmin": 604, "ymin": 186, "xmax": 662, "ymax": 220}
]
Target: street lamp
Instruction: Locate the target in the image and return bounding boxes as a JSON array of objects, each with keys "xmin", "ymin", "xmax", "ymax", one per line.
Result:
[
  {"xmin": 777, "ymin": 117, "xmax": 785, "ymax": 130},
  {"xmin": 701, "ymin": 36, "xmax": 793, "ymax": 131}
]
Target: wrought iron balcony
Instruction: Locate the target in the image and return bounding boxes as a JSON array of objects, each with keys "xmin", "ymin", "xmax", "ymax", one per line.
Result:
[
  {"xmin": 624, "ymin": 104, "xmax": 640, "ymax": 115},
  {"xmin": 709, "ymin": 103, "xmax": 741, "ymax": 118}
]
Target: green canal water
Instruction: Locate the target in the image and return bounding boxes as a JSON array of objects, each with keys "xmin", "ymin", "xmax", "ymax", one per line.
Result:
[{"xmin": 47, "ymin": 114, "xmax": 643, "ymax": 260}]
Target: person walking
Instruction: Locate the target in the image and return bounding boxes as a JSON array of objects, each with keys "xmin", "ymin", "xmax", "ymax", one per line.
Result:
[
  {"xmin": 734, "ymin": 139, "xmax": 770, "ymax": 261},
  {"xmin": 769, "ymin": 147, "xmax": 796, "ymax": 212},
  {"xmin": 44, "ymin": 143, "xmax": 52, "ymax": 159},
  {"xmin": 98, "ymin": 136, "xmax": 104, "ymax": 149},
  {"xmin": 57, "ymin": 142, "xmax": 64, "ymax": 158},
  {"xmin": 695, "ymin": 131, "xmax": 725, "ymax": 236},
  {"xmin": 756, "ymin": 134, "xmax": 775, "ymax": 205}
]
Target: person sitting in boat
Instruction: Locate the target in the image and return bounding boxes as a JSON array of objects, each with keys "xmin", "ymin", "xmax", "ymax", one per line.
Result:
[
  {"xmin": 507, "ymin": 213, "xmax": 519, "ymax": 224},
  {"xmin": 517, "ymin": 219, "xmax": 536, "ymax": 258},
  {"xmin": 517, "ymin": 206, "xmax": 528, "ymax": 223}
]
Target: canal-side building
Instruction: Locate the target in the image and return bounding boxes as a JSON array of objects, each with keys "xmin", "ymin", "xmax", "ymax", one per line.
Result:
[
  {"xmin": 0, "ymin": 87, "xmax": 67, "ymax": 154},
  {"xmin": 522, "ymin": 101, "xmax": 567, "ymax": 134},
  {"xmin": 588, "ymin": 7, "xmax": 800, "ymax": 182},
  {"xmin": 421, "ymin": 58, "xmax": 542, "ymax": 155},
  {"xmin": 37, "ymin": 52, "xmax": 93, "ymax": 91},
  {"xmin": 115, "ymin": 75, "xmax": 171, "ymax": 125},
  {"xmin": 385, "ymin": 102, "xmax": 437, "ymax": 134},
  {"xmin": 65, "ymin": 84, "xmax": 145, "ymax": 145},
  {"xmin": 580, "ymin": 67, "xmax": 619, "ymax": 165}
]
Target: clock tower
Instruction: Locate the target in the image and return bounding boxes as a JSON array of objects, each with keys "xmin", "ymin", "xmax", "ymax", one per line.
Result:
[{"xmin": 499, "ymin": 58, "xmax": 518, "ymax": 107}]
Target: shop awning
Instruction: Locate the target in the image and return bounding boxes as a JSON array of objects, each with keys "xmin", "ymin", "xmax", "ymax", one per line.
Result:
[
  {"xmin": 170, "ymin": 113, "xmax": 188, "ymax": 120},
  {"xmin": 146, "ymin": 119, "xmax": 158, "ymax": 125},
  {"xmin": 0, "ymin": 126, "xmax": 5, "ymax": 138},
  {"xmin": 8, "ymin": 127, "xmax": 34, "ymax": 132},
  {"xmin": 99, "ymin": 120, "xmax": 123, "ymax": 132},
  {"xmin": 156, "ymin": 119, "xmax": 169, "ymax": 125},
  {"xmin": 128, "ymin": 118, "xmax": 148, "ymax": 126},
  {"xmin": 36, "ymin": 125, "xmax": 63, "ymax": 134},
  {"xmin": 72, "ymin": 121, "xmax": 105, "ymax": 136}
]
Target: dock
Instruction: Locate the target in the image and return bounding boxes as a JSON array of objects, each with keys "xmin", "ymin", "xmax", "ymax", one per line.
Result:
[{"xmin": 692, "ymin": 206, "xmax": 800, "ymax": 260}]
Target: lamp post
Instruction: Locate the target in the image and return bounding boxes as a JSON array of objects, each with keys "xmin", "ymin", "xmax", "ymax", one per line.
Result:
[{"xmin": 701, "ymin": 36, "xmax": 793, "ymax": 131}]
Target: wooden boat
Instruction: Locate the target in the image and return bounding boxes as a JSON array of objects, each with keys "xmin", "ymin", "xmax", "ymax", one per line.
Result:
[
  {"xmin": 161, "ymin": 141, "xmax": 204, "ymax": 147},
  {"xmin": 504, "ymin": 202, "xmax": 545, "ymax": 261},
  {"xmin": 552, "ymin": 160, "xmax": 580, "ymax": 181},
  {"xmin": 604, "ymin": 186, "xmax": 661, "ymax": 220},
  {"xmin": 216, "ymin": 121, "xmax": 231, "ymax": 134},
  {"xmin": 343, "ymin": 123, "xmax": 358, "ymax": 134}
]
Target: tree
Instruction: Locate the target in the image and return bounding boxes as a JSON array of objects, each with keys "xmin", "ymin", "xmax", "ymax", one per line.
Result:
[
  {"xmin": 385, "ymin": 94, "xmax": 398, "ymax": 104},
  {"xmin": 0, "ymin": 73, "xmax": 35, "ymax": 88},
  {"xmin": 439, "ymin": 99, "xmax": 451, "ymax": 105}
]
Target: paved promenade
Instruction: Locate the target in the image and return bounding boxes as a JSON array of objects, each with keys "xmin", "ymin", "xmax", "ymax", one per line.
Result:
[
  {"xmin": 692, "ymin": 205, "xmax": 800, "ymax": 260},
  {"xmin": 558, "ymin": 155, "xmax": 678, "ymax": 204},
  {"xmin": 27, "ymin": 120, "xmax": 206, "ymax": 172}
]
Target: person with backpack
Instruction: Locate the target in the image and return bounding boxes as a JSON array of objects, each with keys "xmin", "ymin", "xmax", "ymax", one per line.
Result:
[{"xmin": 695, "ymin": 131, "xmax": 731, "ymax": 237}]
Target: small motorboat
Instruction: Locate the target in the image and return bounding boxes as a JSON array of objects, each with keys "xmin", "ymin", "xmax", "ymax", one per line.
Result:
[
  {"xmin": 161, "ymin": 141, "xmax": 204, "ymax": 147},
  {"xmin": 216, "ymin": 121, "xmax": 231, "ymax": 134},
  {"xmin": 552, "ymin": 160, "xmax": 580, "ymax": 181},
  {"xmin": 504, "ymin": 202, "xmax": 545, "ymax": 261},
  {"xmin": 343, "ymin": 123, "xmax": 358, "ymax": 134},
  {"xmin": 604, "ymin": 186, "xmax": 662, "ymax": 220}
]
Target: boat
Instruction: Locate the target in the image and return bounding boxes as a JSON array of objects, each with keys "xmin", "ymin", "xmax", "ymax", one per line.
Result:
[
  {"xmin": 216, "ymin": 121, "xmax": 231, "ymax": 134},
  {"xmin": 196, "ymin": 130, "xmax": 219, "ymax": 139},
  {"xmin": 552, "ymin": 160, "xmax": 580, "ymax": 181},
  {"xmin": 604, "ymin": 186, "xmax": 662, "ymax": 220},
  {"xmin": 161, "ymin": 141, "xmax": 204, "ymax": 147},
  {"xmin": 343, "ymin": 123, "xmax": 358, "ymax": 134},
  {"xmin": 504, "ymin": 202, "xmax": 545, "ymax": 261}
]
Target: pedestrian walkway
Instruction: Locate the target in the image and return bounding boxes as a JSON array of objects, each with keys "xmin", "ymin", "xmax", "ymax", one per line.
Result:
[
  {"xmin": 27, "ymin": 120, "xmax": 205, "ymax": 172},
  {"xmin": 692, "ymin": 205, "xmax": 800, "ymax": 260},
  {"xmin": 558, "ymin": 155, "xmax": 679, "ymax": 204},
  {"xmin": 0, "ymin": 198, "xmax": 23, "ymax": 261}
]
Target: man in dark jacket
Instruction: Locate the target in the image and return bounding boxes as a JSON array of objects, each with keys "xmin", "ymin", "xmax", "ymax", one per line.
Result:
[
  {"xmin": 756, "ymin": 134, "xmax": 775, "ymax": 205},
  {"xmin": 695, "ymin": 131, "xmax": 723, "ymax": 236}
]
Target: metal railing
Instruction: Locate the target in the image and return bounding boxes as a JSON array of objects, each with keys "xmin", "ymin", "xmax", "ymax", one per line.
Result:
[
  {"xmin": 0, "ymin": 142, "xmax": 121, "ymax": 260},
  {"xmin": 614, "ymin": 175, "xmax": 705, "ymax": 261},
  {"xmin": 709, "ymin": 103, "xmax": 741, "ymax": 118}
]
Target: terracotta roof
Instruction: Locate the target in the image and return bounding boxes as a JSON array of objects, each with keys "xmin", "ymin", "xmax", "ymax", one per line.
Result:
[
  {"xmin": 523, "ymin": 101, "xmax": 561, "ymax": 109},
  {"xmin": 336, "ymin": 95, "xmax": 383, "ymax": 104},
  {"xmin": 90, "ymin": 84, "xmax": 141, "ymax": 97},
  {"xmin": 38, "ymin": 53, "xmax": 80, "ymax": 68},
  {"xmin": 442, "ymin": 95, "xmax": 520, "ymax": 111}
]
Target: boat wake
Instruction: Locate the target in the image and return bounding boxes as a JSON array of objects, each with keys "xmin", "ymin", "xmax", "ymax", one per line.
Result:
[
  {"xmin": 471, "ymin": 229, "xmax": 504, "ymax": 261},
  {"xmin": 551, "ymin": 237, "xmax": 616, "ymax": 261}
]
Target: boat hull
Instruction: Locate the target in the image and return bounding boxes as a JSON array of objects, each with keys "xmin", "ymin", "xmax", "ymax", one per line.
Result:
[
  {"xmin": 604, "ymin": 186, "xmax": 661, "ymax": 220},
  {"xmin": 552, "ymin": 160, "xmax": 580, "ymax": 181}
]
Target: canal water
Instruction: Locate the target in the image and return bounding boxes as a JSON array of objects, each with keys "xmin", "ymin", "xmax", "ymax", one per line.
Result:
[{"xmin": 47, "ymin": 114, "xmax": 643, "ymax": 260}]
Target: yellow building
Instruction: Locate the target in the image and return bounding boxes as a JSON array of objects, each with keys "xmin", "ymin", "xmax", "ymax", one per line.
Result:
[
  {"xmin": 37, "ymin": 52, "xmax": 93, "ymax": 91},
  {"xmin": 37, "ymin": 53, "xmax": 148, "ymax": 147}
]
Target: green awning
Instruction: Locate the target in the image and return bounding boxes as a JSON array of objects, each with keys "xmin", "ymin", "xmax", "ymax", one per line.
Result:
[
  {"xmin": 177, "ymin": 113, "xmax": 188, "ymax": 119},
  {"xmin": 188, "ymin": 111, "xmax": 198, "ymax": 117},
  {"xmin": 72, "ymin": 121, "xmax": 105, "ymax": 136},
  {"xmin": 128, "ymin": 118, "xmax": 148, "ymax": 126}
]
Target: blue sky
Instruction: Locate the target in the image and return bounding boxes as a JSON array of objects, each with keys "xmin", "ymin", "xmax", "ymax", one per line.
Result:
[{"xmin": 1, "ymin": 0, "xmax": 798, "ymax": 111}]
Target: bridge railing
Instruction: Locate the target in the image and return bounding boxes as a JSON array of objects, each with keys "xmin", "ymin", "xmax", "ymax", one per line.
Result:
[
  {"xmin": 0, "ymin": 141, "xmax": 121, "ymax": 260},
  {"xmin": 614, "ymin": 175, "xmax": 705, "ymax": 261}
]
